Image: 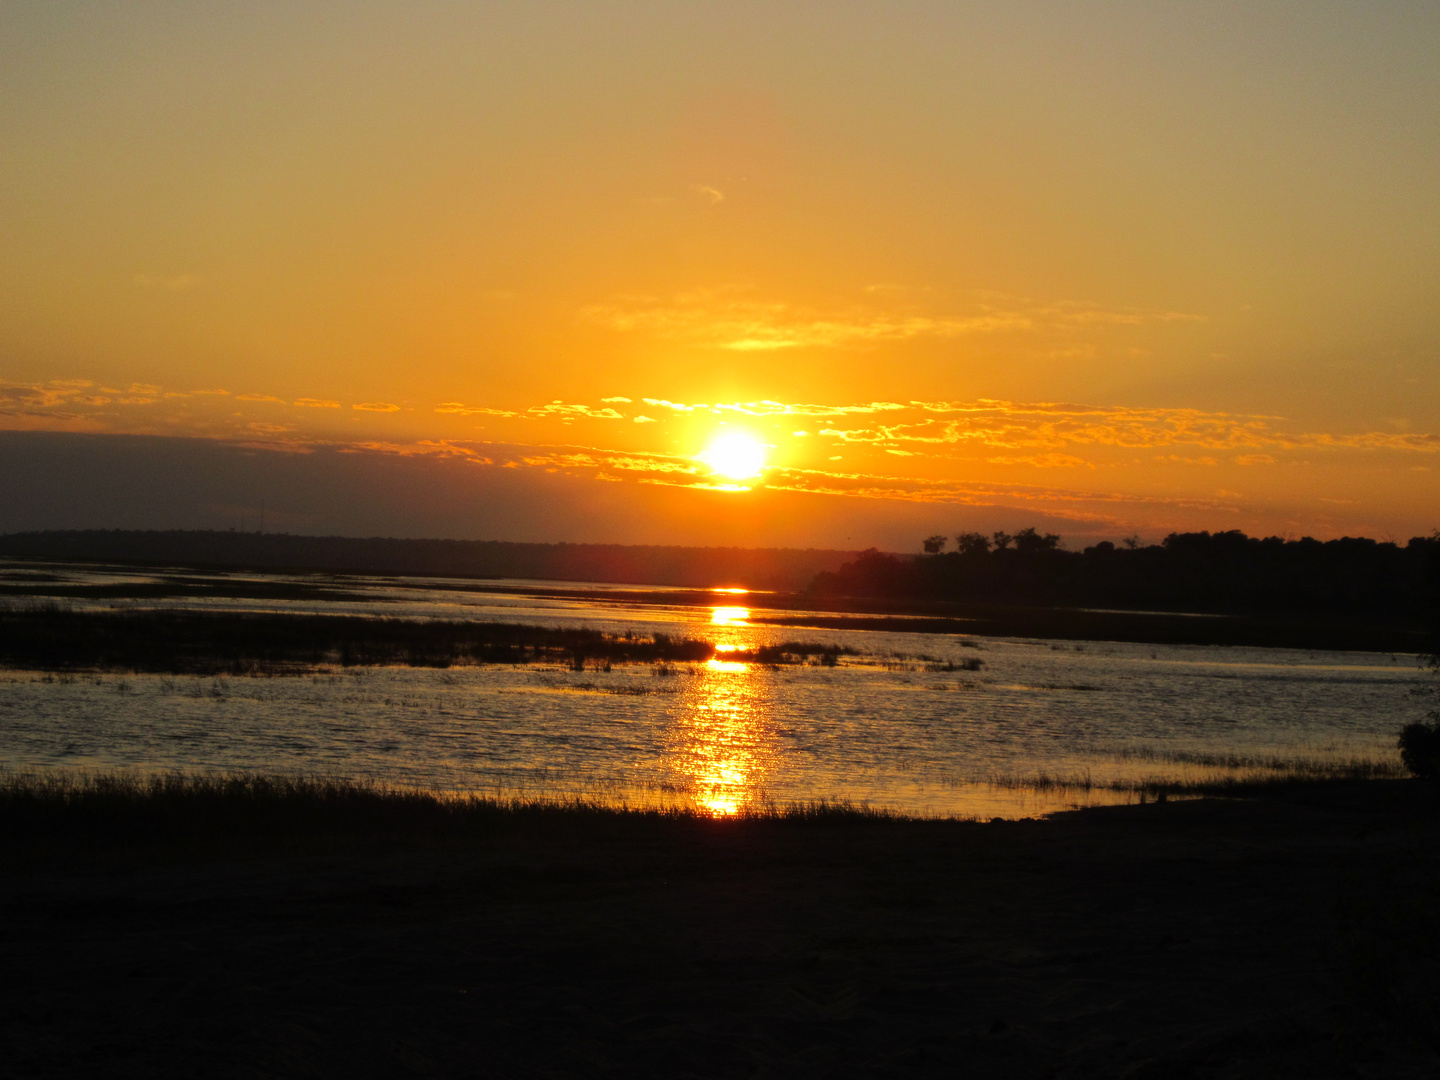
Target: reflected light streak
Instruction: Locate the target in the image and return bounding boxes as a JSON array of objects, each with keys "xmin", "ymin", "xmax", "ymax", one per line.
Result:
[
  {"xmin": 665, "ymin": 654, "xmax": 774, "ymax": 817},
  {"xmin": 710, "ymin": 606, "xmax": 750, "ymax": 626},
  {"xmin": 704, "ymin": 657, "xmax": 750, "ymax": 674}
]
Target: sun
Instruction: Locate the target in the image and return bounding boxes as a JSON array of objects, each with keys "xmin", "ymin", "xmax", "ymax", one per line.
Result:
[{"xmin": 699, "ymin": 432, "xmax": 768, "ymax": 481}]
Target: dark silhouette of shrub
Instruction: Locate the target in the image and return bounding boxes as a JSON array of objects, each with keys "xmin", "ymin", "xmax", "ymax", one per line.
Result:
[
  {"xmin": 1399, "ymin": 721, "xmax": 1440, "ymax": 781},
  {"xmin": 1405, "ymin": 628, "xmax": 1440, "ymax": 779}
]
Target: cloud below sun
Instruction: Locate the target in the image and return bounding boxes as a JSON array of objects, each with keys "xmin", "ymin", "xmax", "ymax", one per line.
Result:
[{"xmin": 3, "ymin": 376, "xmax": 1436, "ymax": 540}]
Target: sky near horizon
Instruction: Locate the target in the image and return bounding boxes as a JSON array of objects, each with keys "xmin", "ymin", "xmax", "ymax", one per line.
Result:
[{"xmin": 2, "ymin": 2, "xmax": 1438, "ymax": 547}]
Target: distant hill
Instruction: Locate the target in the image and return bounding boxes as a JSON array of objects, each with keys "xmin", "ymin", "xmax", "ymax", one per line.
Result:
[{"xmin": 0, "ymin": 530, "xmax": 857, "ymax": 591}]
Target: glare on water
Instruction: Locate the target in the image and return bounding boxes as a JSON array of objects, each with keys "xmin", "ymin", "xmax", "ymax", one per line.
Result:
[
  {"xmin": 710, "ymin": 606, "xmax": 750, "ymax": 627},
  {"xmin": 668, "ymin": 658, "xmax": 773, "ymax": 816}
]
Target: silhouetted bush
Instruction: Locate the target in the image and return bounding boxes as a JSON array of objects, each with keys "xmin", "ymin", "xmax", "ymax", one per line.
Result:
[
  {"xmin": 1405, "ymin": 634, "xmax": 1440, "ymax": 779},
  {"xmin": 1398, "ymin": 721, "xmax": 1440, "ymax": 781}
]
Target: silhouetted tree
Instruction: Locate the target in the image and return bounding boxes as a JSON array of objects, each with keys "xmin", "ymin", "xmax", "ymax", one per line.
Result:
[
  {"xmin": 991, "ymin": 531, "xmax": 1013, "ymax": 551},
  {"xmin": 1012, "ymin": 527, "xmax": 1061, "ymax": 555},
  {"xmin": 922, "ymin": 535, "xmax": 948, "ymax": 554},
  {"xmin": 956, "ymin": 532, "xmax": 990, "ymax": 557}
]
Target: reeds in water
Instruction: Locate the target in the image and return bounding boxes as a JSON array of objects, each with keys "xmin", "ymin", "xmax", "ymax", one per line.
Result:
[
  {"xmin": 979, "ymin": 751, "xmax": 1404, "ymax": 801},
  {"xmin": 0, "ymin": 605, "xmax": 854, "ymax": 675}
]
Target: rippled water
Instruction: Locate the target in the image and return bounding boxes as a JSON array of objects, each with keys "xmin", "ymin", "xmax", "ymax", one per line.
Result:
[{"xmin": 0, "ymin": 561, "xmax": 1426, "ymax": 817}]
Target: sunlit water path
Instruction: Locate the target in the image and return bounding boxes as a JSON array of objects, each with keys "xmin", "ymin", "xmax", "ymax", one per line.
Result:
[{"xmin": 0, "ymin": 561, "xmax": 1425, "ymax": 817}]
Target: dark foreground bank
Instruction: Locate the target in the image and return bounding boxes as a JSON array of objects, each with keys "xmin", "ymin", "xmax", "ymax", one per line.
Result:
[{"xmin": 3, "ymin": 776, "xmax": 1439, "ymax": 1078}]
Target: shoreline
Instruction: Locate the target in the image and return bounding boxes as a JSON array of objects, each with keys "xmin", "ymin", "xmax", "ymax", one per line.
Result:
[{"xmin": 528, "ymin": 585, "xmax": 1431, "ymax": 652}]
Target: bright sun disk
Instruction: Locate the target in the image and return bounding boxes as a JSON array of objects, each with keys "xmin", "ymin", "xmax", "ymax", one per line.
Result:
[{"xmin": 699, "ymin": 432, "xmax": 767, "ymax": 480}]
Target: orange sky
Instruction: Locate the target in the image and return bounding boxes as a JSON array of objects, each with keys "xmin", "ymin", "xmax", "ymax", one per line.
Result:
[{"xmin": 2, "ymin": 3, "xmax": 1438, "ymax": 546}]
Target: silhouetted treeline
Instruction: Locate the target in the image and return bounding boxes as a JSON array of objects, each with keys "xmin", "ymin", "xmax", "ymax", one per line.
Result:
[
  {"xmin": 811, "ymin": 528, "xmax": 1440, "ymax": 618},
  {"xmin": 0, "ymin": 530, "xmax": 854, "ymax": 591}
]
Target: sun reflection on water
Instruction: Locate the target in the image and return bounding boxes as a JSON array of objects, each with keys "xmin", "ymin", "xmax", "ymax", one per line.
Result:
[
  {"xmin": 710, "ymin": 606, "xmax": 750, "ymax": 626},
  {"xmin": 666, "ymin": 655, "xmax": 774, "ymax": 817}
]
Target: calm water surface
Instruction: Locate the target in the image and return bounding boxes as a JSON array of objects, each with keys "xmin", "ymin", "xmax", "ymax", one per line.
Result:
[{"xmin": 0, "ymin": 561, "xmax": 1424, "ymax": 817}]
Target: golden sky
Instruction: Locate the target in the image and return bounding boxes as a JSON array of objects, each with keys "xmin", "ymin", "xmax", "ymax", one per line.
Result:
[{"xmin": 2, "ymin": 3, "xmax": 1438, "ymax": 544}]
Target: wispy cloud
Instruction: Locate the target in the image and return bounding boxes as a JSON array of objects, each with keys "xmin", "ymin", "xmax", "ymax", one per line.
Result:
[
  {"xmin": 457, "ymin": 441, "xmax": 1238, "ymax": 529},
  {"xmin": 581, "ymin": 287, "xmax": 1201, "ymax": 351},
  {"xmin": 0, "ymin": 379, "xmax": 161, "ymax": 411},
  {"xmin": 987, "ymin": 453, "xmax": 1097, "ymax": 468},
  {"xmin": 527, "ymin": 401, "xmax": 625, "ymax": 419},
  {"xmin": 809, "ymin": 399, "xmax": 1440, "ymax": 456},
  {"xmin": 434, "ymin": 402, "xmax": 520, "ymax": 417},
  {"xmin": 584, "ymin": 289, "xmax": 1031, "ymax": 350},
  {"xmin": 640, "ymin": 398, "xmax": 906, "ymax": 417},
  {"xmin": 341, "ymin": 440, "xmax": 493, "ymax": 463},
  {"xmin": 1300, "ymin": 431, "xmax": 1440, "ymax": 452},
  {"xmin": 3, "ymin": 381, "xmax": 1436, "ymax": 492},
  {"xmin": 355, "ymin": 438, "xmax": 1235, "ymax": 525}
]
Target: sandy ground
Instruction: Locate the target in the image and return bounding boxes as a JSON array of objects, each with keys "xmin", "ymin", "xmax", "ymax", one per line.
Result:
[{"xmin": 3, "ymin": 789, "xmax": 1439, "ymax": 1079}]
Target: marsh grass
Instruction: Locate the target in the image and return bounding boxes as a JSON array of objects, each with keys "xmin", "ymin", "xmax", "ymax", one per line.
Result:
[
  {"xmin": 1, "ymin": 758, "xmax": 1420, "ymax": 867},
  {"xmin": 0, "ymin": 606, "xmax": 854, "ymax": 675},
  {"xmin": 0, "ymin": 769, "xmax": 901, "ymax": 864},
  {"xmin": 1115, "ymin": 745, "xmax": 1403, "ymax": 774},
  {"xmin": 980, "ymin": 752, "xmax": 1405, "ymax": 801},
  {"xmin": 924, "ymin": 657, "xmax": 985, "ymax": 672}
]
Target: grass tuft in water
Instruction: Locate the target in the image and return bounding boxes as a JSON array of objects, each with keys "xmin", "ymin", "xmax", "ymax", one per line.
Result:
[{"xmin": 981, "ymin": 754, "xmax": 1405, "ymax": 801}]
